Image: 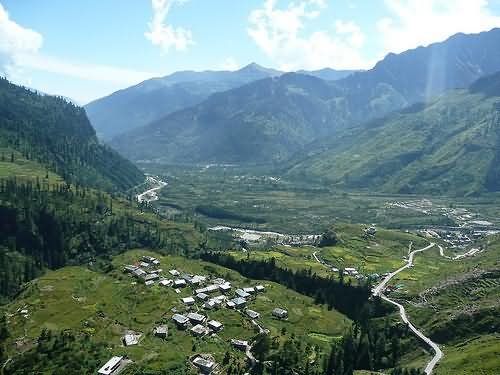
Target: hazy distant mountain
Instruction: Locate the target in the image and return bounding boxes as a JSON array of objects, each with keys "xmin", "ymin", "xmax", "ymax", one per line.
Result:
[
  {"xmin": 84, "ymin": 63, "xmax": 282, "ymax": 140},
  {"xmin": 286, "ymin": 71, "xmax": 500, "ymax": 196},
  {"xmin": 85, "ymin": 63, "xmax": 357, "ymax": 140},
  {"xmin": 111, "ymin": 28, "xmax": 500, "ymax": 166},
  {"xmin": 297, "ymin": 68, "xmax": 358, "ymax": 81},
  {"xmin": 110, "ymin": 73, "xmax": 345, "ymax": 164}
]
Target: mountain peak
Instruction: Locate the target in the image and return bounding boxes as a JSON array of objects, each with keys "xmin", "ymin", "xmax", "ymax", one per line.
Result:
[{"xmin": 237, "ymin": 62, "xmax": 281, "ymax": 76}]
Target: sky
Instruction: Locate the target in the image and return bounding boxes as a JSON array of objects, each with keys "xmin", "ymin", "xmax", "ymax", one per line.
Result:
[{"xmin": 2, "ymin": 0, "xmax": 500, "ymax": 104}]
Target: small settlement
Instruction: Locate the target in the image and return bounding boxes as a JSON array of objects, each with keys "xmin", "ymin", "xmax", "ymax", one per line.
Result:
[{"xmin": 96, "ymin": 254, "xmax": 287, "ymax": 374}]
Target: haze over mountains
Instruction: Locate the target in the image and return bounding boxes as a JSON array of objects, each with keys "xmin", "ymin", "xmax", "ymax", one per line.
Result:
[
  {"xmin": 85, "ymin": 63, "xmax": 355, "ymax": 140},
  {"xmin": 84, "ymin": 28, "xmax": 500, "ymax": 195}
]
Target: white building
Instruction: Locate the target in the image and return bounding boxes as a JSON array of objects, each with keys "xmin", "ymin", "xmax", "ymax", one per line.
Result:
[
  {"xmin": 272, "ymin": 307, "xmax": 288, "ymax": 319},
  {"xmin": 207, "ymin": 320, "xmax": 223, "ymax": 332},
  {"xmin": 182, "ymin": 296, "xmax": 195, "ymax": 305},
  {"xmin": 193, "ymin": 356, "xmax": 215, "ymax": 373},
  {"xmin": 97, "ymin": 356, "xmax": 126, "ymax": 375}
]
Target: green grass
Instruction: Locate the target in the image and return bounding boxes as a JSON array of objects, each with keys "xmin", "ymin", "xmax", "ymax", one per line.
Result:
[
  {"xmin": 140, "ymin": 163, "xmax": 500, "ymax": 234},
  {"xmin": 405, "ymin": 334, "xmax": 500, "ymax": 375},
  {"xmin": 0, "ymin": 147, "xmax": 62, "ymax": 182},
  {"xmin": 229, "ymin": 224, "xmax": 430, "ymax": 280},
  {"xmin": 4, "ymin": 249, "xmax": 350, "ymax": 373}
]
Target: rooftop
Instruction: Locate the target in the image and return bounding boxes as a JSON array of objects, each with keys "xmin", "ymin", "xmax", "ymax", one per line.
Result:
[{"xmin": 97, "ymin": 356, "xmax": 123, "ymax": 375}]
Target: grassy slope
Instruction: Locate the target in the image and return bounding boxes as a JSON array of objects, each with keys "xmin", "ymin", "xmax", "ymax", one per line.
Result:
[
  {"xmin": 382, "ymin": 236, "xmax": 500, "ymax": 374},
  {"xmin": 4, "ymin": 250, "xmax": 350, "ymax": 373},
  {"xmin": 286, "ymin": 89, "xmax": 500, "ymax": 196},
  {"xmin": 0, "ymin": 147, "xmax": 62, "ymax": 182},
  {"xmin": 230, "ymin": 224, "xmax": 429, "ymax": 277}
]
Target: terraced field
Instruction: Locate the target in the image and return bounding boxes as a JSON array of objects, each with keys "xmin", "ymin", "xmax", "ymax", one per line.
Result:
[{"xmin": 4, "ymin": 250, "xmax": 349, "ymax": 374}]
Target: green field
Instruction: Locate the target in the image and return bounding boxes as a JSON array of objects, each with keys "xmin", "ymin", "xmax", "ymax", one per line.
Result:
[
  {"xmin": 140, "ymin": 163, "xmax": 500, "ymax": 234},
  {"xmin": 4, "ymin": 249, "xmax": 349, "ymax": 373},
  {"xmin": 229, "ymin": 224, "xmax": 429, "ymax": 281},
  {"xmin": 0, "ymin": 147, "xmax": 62, "ymax": 183}
]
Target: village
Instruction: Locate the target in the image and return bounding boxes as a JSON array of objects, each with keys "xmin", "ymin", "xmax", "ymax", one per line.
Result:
[{"xmin": 97, "ymin": 255, "xmax": 289, "ymax": 375}]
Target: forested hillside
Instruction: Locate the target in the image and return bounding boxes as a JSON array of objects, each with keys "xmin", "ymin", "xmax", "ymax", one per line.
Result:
[
  {"xmin": 0, "ymin": 177, "xmax": 203, "ymax": 301},
  {"xmin": 0, "ymin": 78, "xmax": 144, "ymax": 192},
  {"xmin": 285, "ymin": 72, "xmax": 500, "ymax": 196},
  {"xmin": 110, "ymin": 73, "xmax": 346, "ymax": 163}
]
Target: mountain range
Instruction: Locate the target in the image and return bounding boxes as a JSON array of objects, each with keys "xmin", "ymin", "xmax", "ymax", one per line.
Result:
[
  {"xmin": 108, "ymin": 28, "xmax": 500, "ymax": 171},
  {"xmin": 85, "ymin": 63, "xmax": 355, "ymax": 140}
]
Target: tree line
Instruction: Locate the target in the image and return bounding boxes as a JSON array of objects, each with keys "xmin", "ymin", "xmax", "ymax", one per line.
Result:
[{"xmin": 0, "ymin": 178, "xmax": 203, "ymax": 300}]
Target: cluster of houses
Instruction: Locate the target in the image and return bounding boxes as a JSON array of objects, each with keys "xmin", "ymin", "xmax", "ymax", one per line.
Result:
[{"xmin": 102, "ymin": 255, "xmax": 289, "ymax": 374}]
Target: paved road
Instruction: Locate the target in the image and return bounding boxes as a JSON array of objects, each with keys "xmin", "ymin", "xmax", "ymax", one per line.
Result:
[
  {"xmin": 372, "ymin": 243, "xmax": 443, "ymax": 374},
  {"xmin": 136, "ymin": 177, "xmax": 167, "ymax": 203}
]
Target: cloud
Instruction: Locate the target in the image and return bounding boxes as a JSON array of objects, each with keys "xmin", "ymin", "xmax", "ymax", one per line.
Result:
[
  {"xmin": 247, "ymin": 0, "xmax": 369, "ymax": 71},
  {"xmin": 0, "ymin": 3, "xmax": 42, "ymax": 76},
  {"xmin": 16, "ymin": 53, "xmax": 157, "ymax": 85},
  {"xmin": 145, "ymin": 0, "xmax": 193, "ymax": 53},
  {"xmin": 221, "ymin": 57, "xmax": 239, "ymax": 71},
  {"xmin": 378, "ymin": 0, "xmax": 500, "ymax": 55},
  {"xmin": 335, "ymin": 20, "xmax": 365, "ymax": 48},
  {"xmin": 0, "ymin": 3, "xmax": 157, "ymax": 102}
]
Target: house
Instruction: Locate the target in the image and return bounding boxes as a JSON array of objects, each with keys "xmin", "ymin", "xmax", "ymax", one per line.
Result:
[
  {"xmin": 255, "ymin": 285, "xmax": 265, "ymax": 293},
  {"xmin": 231, "ymin": 339, "xmax": 249, "ymax": 351},
  {"xmin": 205, "ymin": 284, "xmax": 219, "ymax": 294},
  {"xmin": 182, "ymin": 296, "xmax": 196, "ymax": 306},
  {"xmin": 139, "ymin": 261, "xmax": 150, "ymax": 268},
  {"xmin": 272, "ymin": 307, "xmax": 288, "ymax": 319},
  {"xmin": 172, "ymin": 313, "xmax": 189, "ymax": 329},
  {"xmin": 192, "ymin": 356, "xmax": 215, "ymax": 373},
  {"xmin": 230, "ymin": 297, "xmax": 246, "ymax": 309},
  {"xmin": 212, "ymin": 277, "xmax": 226, "ymax": 285},
  {"xmin": 226, "ymin": 301, "xmax": 236, "ymax": 309},
  {"xmin": 344, "ymin": 267, "xmax": 356, "ymax": 275},
  {"xmin": 245, "ymin": 309, "xmax": 260, "ymax": 319},
  {"xmin": 189, "ymin": 275, "xmax": 207, "ymax": 285},
  {"xmin": 97, "ymin": 356, "xmax": 128, "ymax": 375},
  {"xmin": 365, "ymin": 226, "xmax": 377, "ymax": 236},
  {"xmin": 203, "ymin": 300, "xmax": 216, "ymax": 310},
  {"xmin": 211, "ymin": 295, "xmax": 225, "ymax": 307},
  {"xmin": 196, "ymin": 292, "xmax": 209, "ymax": 301},
  {"xmin": 174, "ymin": 279, "xmax": 187, "ymax": 288},
  {"xmin": 141, "ymin": 255, "xmax": 158, "ymax": 264},
  {"xmin": 159, "ymin": 279, "xmax": 173, "ymax": 287},
  {"xmin": 243, "ymin": 287, "xmax": 255, "ymax": 294},
  {"xmin": 187, "ymin": 312, "xmax": 206, "ymax": 325},
  {"xmin": 207, "ymin": 320, "xmax": 223, "ymax": 332},
  {"xmin": 144, "ymin": 273, "xmax": 159, "ymax": 282},
  {"xmin": 144, "ymin": 280, "xmax": 155, "ymax": 286},
  {"xmin": 154, "ymin": 325, "xmax": 168, "ymax": 338},
  {"xmin": 219, "ymin": 283, "xmax": 232, "ymax": 293},
  {"xmin": 124, "ymin": 265, "xmax": 138, "ymax": 273},
  {"xmin": 123, "ymin": 332, "xmax": 140, "ymax": 346},
  {"xmin": 235, "ymin": 289, "xmax": 250, "ymax": 299},
  {"xmin": 132, "ymin": 268, "xmax": 147, "ymax": 278},
  {"xmin": 169, "ymin": 269, "xmax": 180, "ymax": 276},
  {"xmin": 190, "ymin": 324, "xmax": 208, "ymax": 337}
]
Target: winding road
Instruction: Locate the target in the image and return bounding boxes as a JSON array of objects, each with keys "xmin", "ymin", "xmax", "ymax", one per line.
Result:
[
  {"xmin": 372, "ymin": 243, "xmax": 443, "ymax": 375},
  {"xmin": 136, "ymin": 176, "xmax": 167, "ymax": 203}
]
